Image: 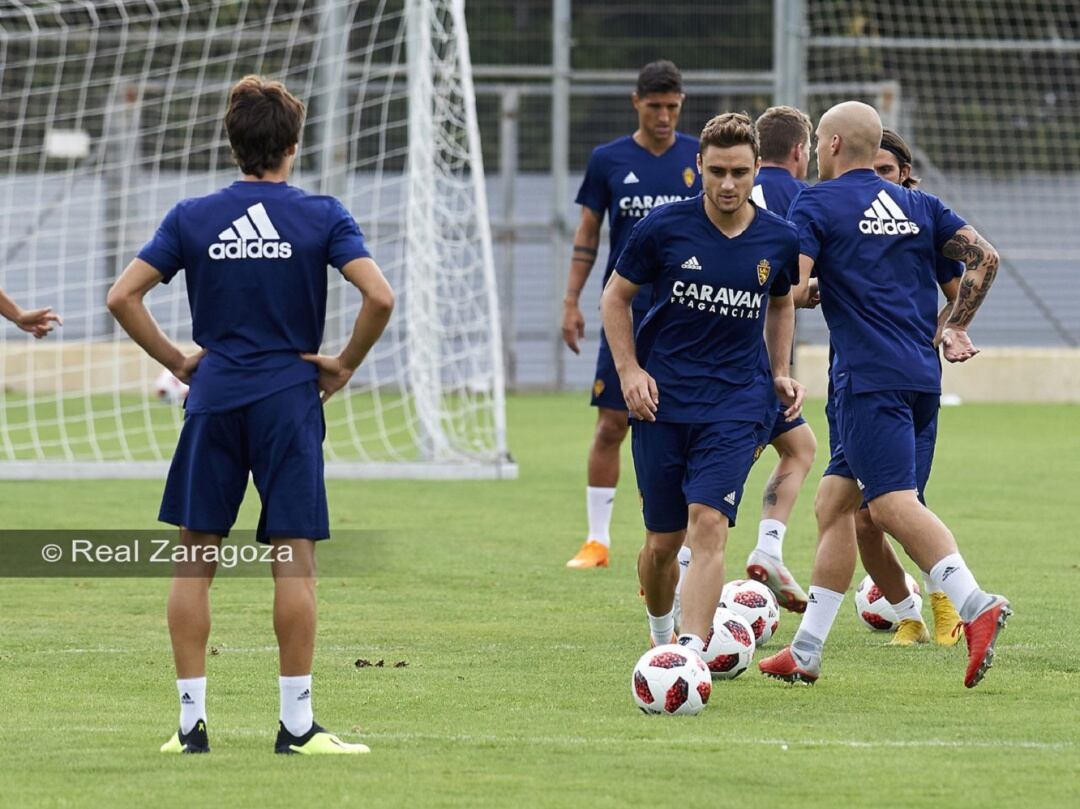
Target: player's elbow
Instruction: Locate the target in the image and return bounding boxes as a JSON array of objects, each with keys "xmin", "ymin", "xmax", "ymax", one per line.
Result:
[
  {"xmin": 366, "ymin": 282, "xmax": 395, "ymax": 316},
  {"xmin": 105, "ymin": 283, "xmax": 132, "ymax": 316}
]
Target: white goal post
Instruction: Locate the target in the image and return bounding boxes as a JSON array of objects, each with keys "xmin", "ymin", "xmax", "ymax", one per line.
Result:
[{"xmin": 0, "ymin": 0, "xmax": 515, "ymax": 480}]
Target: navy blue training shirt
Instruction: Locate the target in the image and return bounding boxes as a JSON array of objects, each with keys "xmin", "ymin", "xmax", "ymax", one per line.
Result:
[
  {"xmin": 752, "ymin": 166, "xmax": 808, "ymax": 219},
  {"xmin": 615, "ymin": 197, "xmax": 799, "ymax": 424},
  {"xmin": 788, "ymin": 169, "xmax": 967, "ymax": 395},
  {"xmin": 138, "ymin": 180, "xmax": 371, "ymax": 413},
  {"xmin": 576, "ymin": 132, "xmax": 701, "ymax": 310}
]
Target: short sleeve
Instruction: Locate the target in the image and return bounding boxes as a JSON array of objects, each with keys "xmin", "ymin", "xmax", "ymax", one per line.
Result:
[
  {"xmin": 574, "ymin": 148, "xmax": 611, "ymax": 219},
  {"xmin": 136, "ymin": 205, "xmax": 184, "ymax": 283},
  {"xmin": 929, "ymin": 194, "xmax": 968, "ymax": 251},
  {"xmin": 934, "ymin": 253, "xmax": 964, "ymax": 285},
  {"xmin": 613, "ymin": 217, "xmax": 661, "ymax": 286},
  {"xmin": 786, "ymin": 188, "xmax": 825, "ymax": 261},
  {"xmin": 326, "ymin": 200, "xmax": 372, "ymax": 270},
  {"xmin": 769, "ymin": 231, "xmax": 799, "ymax": 297}
]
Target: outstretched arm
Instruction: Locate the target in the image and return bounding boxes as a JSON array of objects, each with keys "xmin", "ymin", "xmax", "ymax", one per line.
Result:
[
  {"xmin": 302, "ymin": 257, "xmax": 394, "ymax": 402},
  {"xmin": 939, "ymin": 226, "xmax": 1000, "ymax": 362},
  {"xmin": 0, "ymin": 287, "xmax": 62, "ymax": 338},
  {"xmin": 600, "ymin": 272, "xmax": 657, "ymax": 421},
  {"xmin": 764, "ymin": 291, "xmax": 805, "ymax": 421},
  {"xmin": 561, "ymin": 207, "xmax": 603, "ymax": 355},
  {"xmin": 107, "ymin": 259, "xmax": 203, "ymax": 382}
]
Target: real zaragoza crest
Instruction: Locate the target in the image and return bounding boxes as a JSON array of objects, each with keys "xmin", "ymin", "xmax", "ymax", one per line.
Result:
[
  {"xmin": 682, "ymin": 167, "xmax": 695, "ymax": 188},
  {"xmin": 757, "ymin": 259, "xmax": 771, "ymax": 286}
]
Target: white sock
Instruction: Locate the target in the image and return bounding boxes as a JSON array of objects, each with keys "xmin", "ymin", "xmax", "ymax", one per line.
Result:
[
  {"xmin": 677, "ymin": 634, "xmax": 704, "ymax": 654},
  {"xmin": 586, "ymin": 486, "xmax": 616, "ymax": 547},
  {"xmin": 889, "ymin": 595, "xmax": 922, "ymax": 622},
  {"xmin": 923, "ymin": 572, "xmax": 943, "ymax": 595},
  {"xmin": 792, "ymin": 586, "xmax": 844, "ymax": 659},
  {"xmin": 674, "ymin": 545, "xmax": 692, "ymax": 597},
  {"xmin": 647, "ymin": 608, "xmax": 675, "ymax": 647},
  {"xmin": 279, "ymin": 674, "xmax": 314, "ymax": 737},
  {"xmin": 177, "ymin": 676, "xmax": 206, "ymax": 734},
  {"xmin": 928, "ymin": 553, "xmax": 978, "ymax": 615},
  {"xmin": 755, "ymin": 519, "xmax": 786, "ymax": 558}
]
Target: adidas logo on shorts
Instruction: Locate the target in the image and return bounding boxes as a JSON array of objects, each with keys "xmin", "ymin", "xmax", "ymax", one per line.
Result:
[
  {"xmin": 723, "ymin": 491, "xmax": 736, "ymax": 505},
  {"xmin": 208, "ymin": 202, "xmax": 293, "ymax": 259},
  {"xmin": 858, "ymin": 189, "xmax": 921, "ymax": 235}
]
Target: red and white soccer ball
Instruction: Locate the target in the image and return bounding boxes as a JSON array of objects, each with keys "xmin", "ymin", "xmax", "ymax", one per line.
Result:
[
  {"xmin": 719, "ymin": 579, "xmax": 780, "ymax": 646},
  {"xmin": 632, "ymin": 644, "xmax": 711, "ymax": 716},
  {"xmin": 153, "ymin": 369, "xmax": 189, "ymax": 405},
  {"xmin": 701, "ymin": 607, "xmax": 756, "ymax": 680},
  {"xmin": 854, "ymin": 572, "xmax": 923, "ymax": 631}
]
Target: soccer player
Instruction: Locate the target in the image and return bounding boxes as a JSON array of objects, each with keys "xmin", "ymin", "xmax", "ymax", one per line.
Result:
[
  {"xmin": 107, "ymin": 76, "xmax": 394, "ymax": 753},
  {"xmin": 855, "ymin": 128, "xmax": 964, "ymax": 646},
  {"xmin": 674, "ymin": 106, "xmax": 817, "ymax": 614},
  {"xmin": 759, "ymin": 101, "xmax": 1009, "ymax": 688},
  {"xmin": 563, "ymin": 60, "xmax": 702, "ymax": 569},
  {"xmin": 600, "ymin": 112, "xmax": 805, "ymax": 653},
  {"xmin": 0, "ymin": 289, "xmax": 61, "ymax": 337}
]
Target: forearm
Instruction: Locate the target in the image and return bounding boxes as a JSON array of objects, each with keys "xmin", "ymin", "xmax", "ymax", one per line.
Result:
[
  {"xmin": 764, "ymin": 296, "xmax": 795, "ymax": 378},
  {"xmin": 338, "ymin": 298, "xmax": 393, "ymax": 371},
  {"xmin": 600, "ymin": 292, "xmax": 639, "ymax": 375},
  {"xmin": 942, "ymin": 229, "xmax": 1000, "ymax": 329},
  {"xmin": 0, "ymin": 288, "xmax": 21, "ymax": 322},
  {"xmin": 564, "ymin": 225, "xmax": 600, "ymax": 303},
  {"xmin": 110, "ymin": 299, "xmax": 185, "ymax": 372}
]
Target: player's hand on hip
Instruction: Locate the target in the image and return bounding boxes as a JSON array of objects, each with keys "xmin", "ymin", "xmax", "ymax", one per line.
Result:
[
  {"xmin": 774, "ymin": 375, "xmax": 805, "ymax": 421},
  {"xmin": 172, "ymin": 348, "xmax": 207, "ymax": 385},
  {"xmin": 621, "ymin": 367, "xmax": 659, "ymax": 422},
  {"xmin": 561, "ymin": 302, "xmax": 585, "ymax": 354},
  {"xmin": 15, "ymin": 306, "xmax": 62, "ymax": 339},
  {"xmin": 941, "ymin": 327, "xmax": 979, "ymax": 363},
  {"xmin": 301, "ymin": 353, "xmax": 354, "ymax": 403}
]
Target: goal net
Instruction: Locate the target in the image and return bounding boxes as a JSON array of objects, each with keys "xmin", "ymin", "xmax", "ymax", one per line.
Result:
[{"xmin": 0, "ymin": 0, "xmax": 514, "ymax": 479}]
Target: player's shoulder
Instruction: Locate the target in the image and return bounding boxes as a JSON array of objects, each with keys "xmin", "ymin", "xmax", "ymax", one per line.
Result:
[
  {"xmin": 588, "ymin": 134, "xmax": 635, "ymax": 162},
  {"xmin": 633, "ymin": 194, "xmax": 699, "ymax": 236},
  {"xmin": 673, "ymin": 131, "xmax": 699, "ymax": 152},
  {"xmin": 755, "ymin": 207, "xmax": 799, "ymax": 243}
]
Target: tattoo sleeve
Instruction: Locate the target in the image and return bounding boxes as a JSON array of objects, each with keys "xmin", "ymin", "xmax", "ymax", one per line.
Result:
[{"xmin": 940, "ymin": 229, "xmax": 999, "ymax": 329}]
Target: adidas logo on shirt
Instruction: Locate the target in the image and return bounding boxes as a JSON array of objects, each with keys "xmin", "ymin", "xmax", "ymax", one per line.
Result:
[
  {"xmin": 859, "ymin": 189, "xmax": 921, "ymax": 235},
  {"xmin": 623, "ymin": 171, "xmax": 640, "ymax": 184},
  {"xmin": 723, "ymin": 491, "xmax": 737, "ymax": 505},
  {"xmin": 681, "ymin": 256, "xmax": 703, "ymax": 270},
  {"xmin": 208, "ymin": 202, "xmax": 293, "ymax": 259}
]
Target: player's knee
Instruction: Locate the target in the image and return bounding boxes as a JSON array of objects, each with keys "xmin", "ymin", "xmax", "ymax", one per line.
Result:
[
  {"xmin": 866, "ymin": 491, "xmax": 918, "ymax": 535},
  {"xmin": 686, "ymin": 506, "xmax": 728, "ymax": 552},
  {"xmin": 773, "ymin": 426, "xmax": 817, "ymax": 470},
  {"xmin": 594, "ymin": 409, "xmax": 629, "ymax": 447},
  {"xmin": 643, "ymin": 534, "xmax": 681, "ymax": 566}
]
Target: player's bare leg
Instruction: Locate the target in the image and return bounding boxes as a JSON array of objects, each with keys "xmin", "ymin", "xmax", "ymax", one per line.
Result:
[
  {"xmin": 272, "ymin": 539, "xmax": 317, "ymax": 676},
  {"xmin": 677, "ymin": 504, "xmax": 729, "ymax": 651},
  {"xmin": 567, "ymin": 407, "xmax": 628, "ymax": 568},
  {"xmin": 855, "ymin": 510, "xmax": 930, "ymax": 646},
  {"xmin": 747, "ymin": 423, "xmax": 816, "ymax": 612},
  {"xmin": 867, "ymin": 490, "xmax": 1010, "ymax": 686},
  {"xmin": 760, "ymin": 476, "xmax": 861, "ymax": 683},
  {"xmin": 161, "ymin": 529, "xmax": 220, "ymax": 753},
  {"xmin": 638, "ymin": 528, "xmax": 684, "ymax": 646}
]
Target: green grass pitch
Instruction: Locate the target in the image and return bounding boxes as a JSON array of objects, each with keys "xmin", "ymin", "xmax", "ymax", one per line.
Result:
[{"xmin": 0, "ymin": 394, "xmax": 1077, "ymax": 807}]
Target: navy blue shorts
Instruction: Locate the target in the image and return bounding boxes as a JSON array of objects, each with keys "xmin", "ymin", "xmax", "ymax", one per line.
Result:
[
  {"xmin": 591, "ymin": 309, "xmax": 647, "ymax": 410},
  {"xmin": 822, "ymin": 391, "xmax": 853, "ymax": 480},
  {"xmin": 631, "ymin": 419, "xmax": 769, "ymax": 533},
  {"xmin": 766, "ymin": 400, "xmax": 807, "ymax": 444},
  {"xmin": 160, "ymin": 381, "xmax": 329, "ymax": 543},
  {"xmin": 833, "ymin": 384, "xmax": 939, "ymax": 504}
]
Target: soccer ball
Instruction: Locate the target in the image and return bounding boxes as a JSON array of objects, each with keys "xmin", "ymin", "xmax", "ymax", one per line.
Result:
[
  {"xmin": 701, "ymin": 608, "xmax": 756, "ymax": 680},
  {"xmin": 720, "ymin": 579, "xmax": 780, "ymax": 646},
  {"xmin": 153, "ymin": 369, "xmax": 189, "ymax": 405},
  {"xmin": 631, "ymin": 644, "xmax": 711, "ymax": 715},
  {"xmin": 854, "ymin": 572, "xmax": 923, "ymax": 631}
]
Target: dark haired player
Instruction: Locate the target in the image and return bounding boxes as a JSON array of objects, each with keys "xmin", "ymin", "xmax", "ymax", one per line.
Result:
[
  {"xmin": 601, "ymin": 112, "xmax": 804, "ymax": 653},
  {"xmin": 760, "ymin": 102, "xmax": 1008, "ymax": 688},
  {"xmin": 563, "ymin": 60, "xmax": 701, "ymax": 569},
  {"xmin": 108, "ymin": 75, "xmax": 394, "ymax": 753}
]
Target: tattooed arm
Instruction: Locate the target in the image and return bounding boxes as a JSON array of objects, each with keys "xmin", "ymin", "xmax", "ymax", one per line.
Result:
[
  {"xmin": 932, "ymin": 277, "xmax": 960, "ymax": 349},
  {"xmin": 561, "ymin": 206, "xmax": 603, "ymax": 354},
  {"xmin": 939, "ymin": 226, "xmax": 1000, "ymax": 363}
]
